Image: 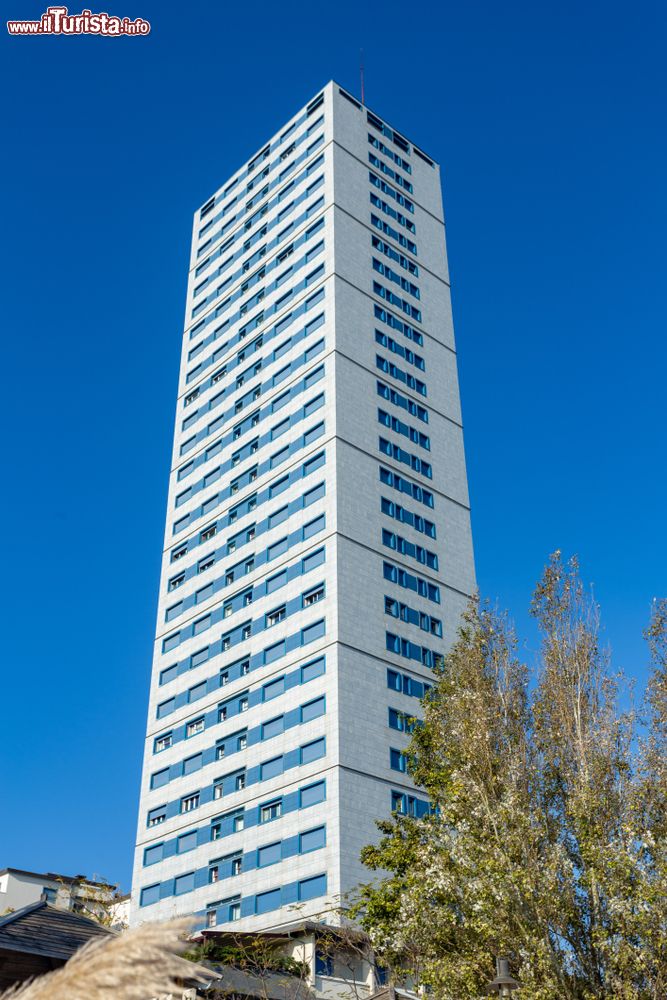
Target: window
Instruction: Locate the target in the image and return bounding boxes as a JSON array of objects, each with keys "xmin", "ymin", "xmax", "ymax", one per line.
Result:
[
  {"xmin": 191, "ymin": 648, "xmax": 208, "ymax": 667},
  {"xmin": 302, "ymin": 548, "xmax": 325, "ymax": 574},
  {"xmin": 189, "ymin": 680, "xmax": 207, "ymax": 702},
  {"xmin": 298, "ymin": 873, "xmax": 326, "ymax": 901},
  {"xmin": 303, "ymin": 515, "xmax": 324, "ymax": 539},
  {"xmin": 157, "ymin": 697, "xmax": 175, "ymax": 719},
  {"xmin": 258, "ymin": 841, "xmax": 281, "ymax": 867},
  {"xmin": 141, "ymin": 884, "xmax": 160, "ymax": 907},
  {"xmin": 181, "ymin": 793, "xmax": 200, "ymax": 813},
  {"xmin": 301, "ymin": 657, "xmax": 325, "ymax": 682},
  {"xmin": 303, "ymin": 586, "xmax": 324, "ymax": 607},
  {"xmin": 262, "ymin": 715, "xmax": 284, "ymax": 740},
  {"xmin": 186, "ymin": 717, "xmax": 205, "ymax": 738},
  {"xmin": 143, "ymin": 845, "xmax": 162, "ymax": 866},
  {"xmin": 175, "ymin": 872, "xmax": 195, "ymax": 896},
  {"xmin": 268, "ymin": 505, "xmax": 289, "ymax": 528},
  {"xmin": 300, "ymin": 826, "xmax": 325, "ymax": 853},
  {"xmin": 316, "ymin": 952, "xmax": 334, "ymax": 976},
  {"xmin": 301, "ymin": 737, "xmax": 325, "ymax": 764},
  {"xmin": 256, "ymin": 887, "xmax": 281, "ymax": 914},
  {"xmin": 261, "ymin": 755, "xmax": 283, "ymax": 780},
  {"xmin": 300, "ymin": 781, "xmax": 325, "ymax": 807},
  {"xmin": 301, "ymin": 696, "xmax": 325, "ymax": 723},
  {"xmin": 151, "ymin": 768, "xmax": 169, "ymax": 790},
  {"xmin": 194, "ymin": 611, "xmax": 211, "ymax": 631},
  {"xmin": 263, "ymin": 676, "xmax": 285, "ymax": 700},
  {"xmin": 178, "ymin": 831, "xmax": 197, "ymax": 853},
  {"xmin": 302, "ymin": 619, "xmax": 325, "ymax": 644},
  {"xmin": 260, "ymin": 799, "xmax": 282, "ymax": 823},
  {"xmin": 42, "ymin": 886, "xmax": 58, "ymax": 904},
  {"xmin": 184, "ymin": 752, "xmax": 202, "ymax": 775},
  {"xmin": 155, "ymin": 733, "xmax": 172, "ymax": 753},
  {"xmin": 264, "ymin": 640, "xmax": 285, "ymax": 664},
  {"xmin": 266, "ymin": 605, "xmax": 286, "ymax": 627},
  {"xmin": 148, "ymin": 806, "xmax": 166, "ymax": 827},
  {"xmin": 390, "ymin": 748, "xmax": 407, "ymax": 772}
]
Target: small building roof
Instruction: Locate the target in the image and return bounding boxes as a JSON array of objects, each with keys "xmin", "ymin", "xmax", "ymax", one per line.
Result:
[
  {"xmin": 0, "ymin": 901, "xmax": 113, "ymax": 992},
  {"xmin": 0, "ymin": 867, "xmax": 113, "ymax": 889},
  {"xmin": 0, "ymin": 900, "xmax": 112, "ymax": 960},
  {"xmin": 201, "ymin": 964, "xmax": 315, "ymax": 1000}
]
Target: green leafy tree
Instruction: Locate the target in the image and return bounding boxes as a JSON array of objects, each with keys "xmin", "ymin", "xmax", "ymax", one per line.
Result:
[{"xmin": 352, "ymin": 553, "xmax": 667, "ymax": 999}]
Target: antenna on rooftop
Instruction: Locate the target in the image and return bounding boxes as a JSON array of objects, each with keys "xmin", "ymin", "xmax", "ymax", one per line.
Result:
[{"xmin": 360, "ymin": 49, "xmax": 365, "ymax": 105}]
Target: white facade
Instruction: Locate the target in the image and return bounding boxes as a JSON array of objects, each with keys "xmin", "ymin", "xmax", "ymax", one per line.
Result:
[
  {"xmin": 0, "ymin": 868, "xmax": 114, "ymax": 921},
  {"xmin": 131, "ymin": 82, "xmax": 475, "ymax": 930}
]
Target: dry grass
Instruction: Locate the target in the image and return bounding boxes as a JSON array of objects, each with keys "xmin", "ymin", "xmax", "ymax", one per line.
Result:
[{"xmin": 0, "ymin": 917, "xmax": 212, "ymax": 1000}]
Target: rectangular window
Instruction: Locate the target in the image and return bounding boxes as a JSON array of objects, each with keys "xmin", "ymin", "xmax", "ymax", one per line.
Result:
[
  {"xmin": 261, "ymin": 755, "xmax": 284, "ymax": 780},
  {"xmin": 298, "ymin": 873, "xmax": 326, "ymax": 901},
  {"xmin": 183, "ymin": 753, "xmax": 202, "ymax": 775},
  {"xmin": 300, "ymin": 781, "xmax": 325, "ymax": 808},
  {"xmin": 151, "ymin": 768, "xmax": 169, "ymax": 790},
  {"xmin": 177, "ymin": 831, "xmax": 197, "ymax": 853},
  {"xmin": 189, "ymin": 681, "xmax": 207, "ymax": 702},
  {"xmin": 154, "ymin": 733, "xmax": 172, "ymax": 753},
  {"xmin": 140, "ymin": 884, "xmax": 160, "ymax": 907},
  {"xmin": 186, "ymin": 718, "xmax": 205, "ymax": 738},
  {"xmin": 266, "ymin": 605, "xmax": 286, "ymax": 627},
  {"xmin": 174, "ymin": 872, "xmax": 195, "ymax": 896},
  {"xmin": 303, "ymin": 586, "xmax": 324, "ymax": 607},
  {"xmin": 255, "ymin": 887, "xmax": 281, "ymax": 914},
  {"xmin": 147, "ymin": 806, "xmax": 166, "ymax": 827},
  {"xmin": 144, "ymin": 844, "xmax": 163, "ymax": 866},
  {"xmin": 301, "ymin": 737, "xmax": 326, "ymax": 764},
  {"xmin": 263, "ymin": 676, "xmax": 285, "ymax": 701},
  {"xmin": 264, "ymin": 640, "xmax": 285, "ymax": 664},
  {"xmin": 300, "ymin": 825, "xmax": 326, "ymax": 853},
  {"xmin": 262, "ymin": 715, "xmax": 284, "ymax": 739},
  {"xmin": 266, "ymin": 569, "xmax": 287, "ymax": 594},
  {"xmin": 260, "ymin": 799, "xmax": 282, "ymax": 823},
  {"xmin": 301, "ymin": 657, "xmax": 325, "ymax": 683},
  {"xmin": 257, "ymin": 841, "xmax": 281, "ymax": 867},
  {"xmin": 301, "ymin": 696, "xmax": 325, "ymax": 723},
  {"xmin": 302, "ymin": 619, "xmax": 325, "ymax": 644}
]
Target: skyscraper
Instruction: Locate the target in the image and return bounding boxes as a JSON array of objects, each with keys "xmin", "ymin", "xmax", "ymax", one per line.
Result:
[{"xmin": 131, "ymin": 81, "xmax": 475, "ymax": 930}]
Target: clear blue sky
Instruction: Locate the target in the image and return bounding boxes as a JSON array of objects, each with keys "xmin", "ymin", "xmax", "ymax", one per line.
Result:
[{"xmin": 1, "ymin": 0, "xmax": 665, "ymax": 892}]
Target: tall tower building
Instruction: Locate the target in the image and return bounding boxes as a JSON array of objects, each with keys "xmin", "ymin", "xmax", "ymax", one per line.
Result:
[{"xmin": 131, "ymin": 81, "xmax": 475, "ymax": 930}]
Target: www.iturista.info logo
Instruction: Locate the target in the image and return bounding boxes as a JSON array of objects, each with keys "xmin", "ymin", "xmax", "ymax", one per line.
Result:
[{"xmin": 7, "ymin": 6, "xmax": 150, "ymax": 34}]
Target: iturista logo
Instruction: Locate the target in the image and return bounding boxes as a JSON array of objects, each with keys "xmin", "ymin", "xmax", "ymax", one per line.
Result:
[{"xmin": 7, "ymin": 6, "xmax": 151, "ymax": 35}]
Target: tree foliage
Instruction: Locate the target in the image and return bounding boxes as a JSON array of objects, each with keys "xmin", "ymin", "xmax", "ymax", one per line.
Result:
[{"xmin": 352, "ymin": 553, "xmax": 667, "ymax": 999}]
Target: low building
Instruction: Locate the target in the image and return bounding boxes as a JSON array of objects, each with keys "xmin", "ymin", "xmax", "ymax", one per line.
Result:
[
  {"xmin": 0, "ymin": 900, "xmax": 113, "ymax": 992},
  {"xmin": 0, "ymin": 867, "xmax": 121, "ymax": 924},
  {"xmin": 188, "ymin": 921, "xmax": 395, "ymax": 1000}
]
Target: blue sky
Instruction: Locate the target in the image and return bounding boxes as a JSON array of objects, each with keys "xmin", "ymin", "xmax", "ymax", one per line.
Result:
[{"xmin": 1, "ymin": 0, "xmax": 665, "ymax": 891}]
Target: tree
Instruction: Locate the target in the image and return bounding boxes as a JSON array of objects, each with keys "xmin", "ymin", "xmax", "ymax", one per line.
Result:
[{"xmin": 352, "ymin": 553, "xmax": 667, "ymax": 999}]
